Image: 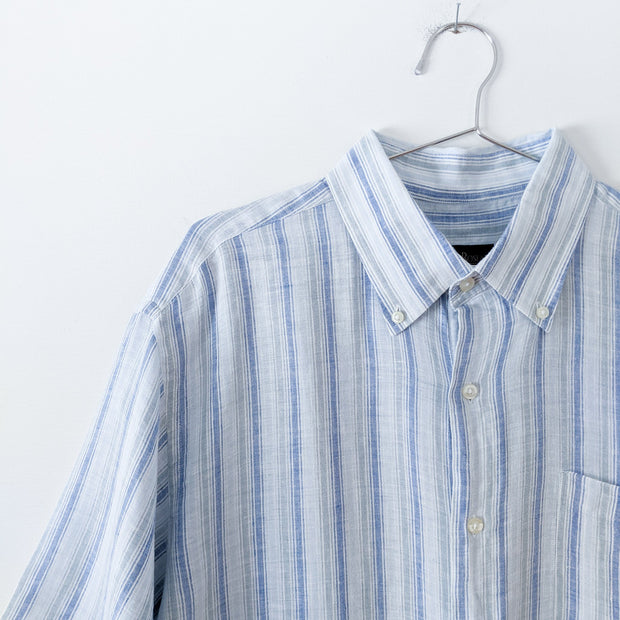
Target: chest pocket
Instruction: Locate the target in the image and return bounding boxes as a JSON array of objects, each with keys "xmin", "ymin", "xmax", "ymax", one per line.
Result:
[{"xmin": 555, "ymin": 470, "xmax": 620, "ymax": 619}]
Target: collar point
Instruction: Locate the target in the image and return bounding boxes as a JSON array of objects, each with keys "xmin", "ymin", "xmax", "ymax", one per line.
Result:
[
  {"xmin": 528, "ymin": 300, "xmax": 558, "ymax": 332},
  {"xmin": 538, "ymin": 311, "xmax": 556, "ymax": 333},
  {"xmin": 382, "ymin": 303, "xmax": 423, "ymax": 334}
]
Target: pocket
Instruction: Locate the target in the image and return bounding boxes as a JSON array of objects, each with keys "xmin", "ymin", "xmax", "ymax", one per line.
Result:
[{"xmin": 555, "ymin": 470, "xmax": 620, "ymax": 619}]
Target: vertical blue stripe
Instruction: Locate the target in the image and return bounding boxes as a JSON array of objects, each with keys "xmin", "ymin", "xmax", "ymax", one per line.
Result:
[
  {"xmin": 439, "ymin": 299, "xmax": 455, "ymax": 504},
  {"xmin": 494, "ymin": 302, "xmax": 512, "ymax": 620},
  {"xmin": 199, "ymin": 261, "xmax": 230, "ymax": 620},
  {"xmin": 273, "ymin": 217, "xmax": 308, "ymax": 620},
  {"xmin": 171, "ymin": 297, "xmax": 196, "ymax": 619},
  {"xmin": 612, "ymin": 497, "xmax": 620, "ymax": 617},
  {"xmin": 612, "ymin": 225, "xmax": 620, "ymax": 617},
  {"xmin": 566, "ymin": 474, "xmax": 584, "ymax": 618},
  {"xmin": 315, "ymin": 202, "xmax": 348, "ymax": 619},
  {"xmin": 529, "ymin": 311, "xmax": 546, "ymax": 619},
  {"xmin": 362, "ymin": 268, "xmax": 385, "ymax": 617},
  {"xmin": 454, "ymin": 304, "xmax": 474, "ymax": 619},
  {"xmin": 403, "ymin": 315, "xmax": 426, "ymax": 617},
  {"xmin": 566, "ymin": 239, "xmax": 585, "ymax": 618},
  {"xmin": 231, "ymin": 236, "xmax": 268, "ymax": 619}
]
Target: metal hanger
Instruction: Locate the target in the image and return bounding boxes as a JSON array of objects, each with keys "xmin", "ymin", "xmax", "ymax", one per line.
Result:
[{"xmin": 388, "ymin": 3, "xmax": 541, "ymax": 162}]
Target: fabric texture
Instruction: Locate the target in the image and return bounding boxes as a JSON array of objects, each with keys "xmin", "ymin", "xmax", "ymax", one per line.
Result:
[{"xmin": 3, "ymin": 126, "xmax": 620, "ymax": 619}]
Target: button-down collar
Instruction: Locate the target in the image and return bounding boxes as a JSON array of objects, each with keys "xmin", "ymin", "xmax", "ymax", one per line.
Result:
[{"xmin": 325, "ymin": 127, "xmax": 597, "ymax": 335}]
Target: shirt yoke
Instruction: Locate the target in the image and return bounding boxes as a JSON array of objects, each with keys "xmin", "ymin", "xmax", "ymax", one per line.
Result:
[{"xmin": 137, "ymin": 176, "xmax": 332, "ymax": 320}]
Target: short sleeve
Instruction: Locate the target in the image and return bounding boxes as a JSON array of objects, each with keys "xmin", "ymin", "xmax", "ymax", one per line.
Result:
[{"xmin": 2, "ymin": 310, "xmax": 168, "ymax": 619}]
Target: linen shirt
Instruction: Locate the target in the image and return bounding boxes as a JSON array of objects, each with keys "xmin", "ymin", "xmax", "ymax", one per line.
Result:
[{"xmin": 3, "ymin": 126, "xmax": 620, "ymax": 620}]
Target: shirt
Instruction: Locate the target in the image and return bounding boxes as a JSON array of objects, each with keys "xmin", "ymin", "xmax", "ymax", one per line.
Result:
[{"xmin": 3, "ymin": 126, "xmax": 620, "ymax": 620}]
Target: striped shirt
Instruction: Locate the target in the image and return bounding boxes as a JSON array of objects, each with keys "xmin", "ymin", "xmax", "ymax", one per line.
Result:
[{"xmin": 3, "ymin": 126, "xmax": 620, "ymax": 619}]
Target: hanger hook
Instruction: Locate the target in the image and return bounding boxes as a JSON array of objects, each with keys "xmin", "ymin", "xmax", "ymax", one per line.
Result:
[
  {"xmin": 453, "ymin": 2, "xmax": 461, "ymax": 33},
  {"xmin": 414, "ymin": 20, "xmax": 498, "ymax": 131}
]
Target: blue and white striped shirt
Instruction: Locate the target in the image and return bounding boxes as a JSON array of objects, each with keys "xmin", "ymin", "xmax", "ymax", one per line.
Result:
[{"xmin": 3, "ymin": 126, "xmax": 620, "ymax": 619}]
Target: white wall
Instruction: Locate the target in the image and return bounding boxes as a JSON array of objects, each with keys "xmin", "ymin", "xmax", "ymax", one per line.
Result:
[{"xmin": 1, "ymin": 0, "xmax": 619, "ymax": 611}]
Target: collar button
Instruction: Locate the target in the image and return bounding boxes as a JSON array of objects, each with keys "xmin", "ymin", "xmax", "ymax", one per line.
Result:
[
  {"xmin": 459, "ymin": 276, "xmax": 476, "ymax": 292},
  {"xmin": 391, "ymin": 309, "xmax": 405, "ymax": 324}
]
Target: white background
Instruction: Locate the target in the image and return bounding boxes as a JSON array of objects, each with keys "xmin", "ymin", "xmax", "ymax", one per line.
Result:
[{"xmin": 1, "ymin": 0, "xmax": 619, "ymax": 611}]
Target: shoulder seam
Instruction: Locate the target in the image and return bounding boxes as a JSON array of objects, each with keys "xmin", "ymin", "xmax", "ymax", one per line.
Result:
[
  {"xmin": 165, "ymin": 194, "xmax": 335, "ymax": 312},
  {"xmin": 139, "ymin": 178, "xmax": 334, "ymax": 319},
  {"xmin": 595, "ymin": 180, "xmax": 620, "ymax": 214}
]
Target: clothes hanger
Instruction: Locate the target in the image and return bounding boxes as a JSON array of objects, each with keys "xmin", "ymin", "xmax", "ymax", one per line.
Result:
[{"xmin": 388, "ymin": 3, "xmax": 541, "ymax": 162}]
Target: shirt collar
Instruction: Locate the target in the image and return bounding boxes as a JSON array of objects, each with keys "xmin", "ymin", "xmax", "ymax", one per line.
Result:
[{"xmin": 325, "ymin": 126, "xmax": 597, "ymax": 335}]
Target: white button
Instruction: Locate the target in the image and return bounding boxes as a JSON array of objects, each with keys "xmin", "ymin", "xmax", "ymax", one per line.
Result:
[
  {"xmin": 391, "ymin": 310, "xmax": 405, "ymax": 324},
  {"xmin": 467, "ymin": 516, "xmax": 484, "ymax": 534},
  {"xmin": 535, "ymin": 305, "xmax": 549, "ymax": 319},
  {"xmin": 459, "ymin": 276, "xmax": 476, "ymax": 292},
  {"xmin": 461, "ymin": 383, "xmax": 478, "ymax": 400}
]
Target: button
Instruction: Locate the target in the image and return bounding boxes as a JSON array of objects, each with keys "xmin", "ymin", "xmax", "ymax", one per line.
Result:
[
  {"xmin": 461, "ymin": 383, "xmax": 478, "ymax": 400},
  {"xmin": 459, "ymin": 276, "xmax": 476, "ymax": 292},
  {"xmin": 535, "ymin": 305, "xmax": 549, "ymax": 319},
  {"xmin": 467, "ymin": 516, "xmax": 484, "ymax": 534},
  {"xmin": 391, "ymin": 309, "xmax": 405, "ymax": 324}
]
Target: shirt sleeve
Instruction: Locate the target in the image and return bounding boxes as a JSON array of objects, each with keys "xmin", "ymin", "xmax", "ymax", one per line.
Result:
[{"xmin": 2, "ymin": 309, "xmax": 168, "ymax": 620}]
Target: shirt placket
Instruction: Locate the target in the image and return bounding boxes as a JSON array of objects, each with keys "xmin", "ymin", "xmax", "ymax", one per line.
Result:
[{"xmin": 447, "ymin": 269, "xmax": 493, "ymax": 619}]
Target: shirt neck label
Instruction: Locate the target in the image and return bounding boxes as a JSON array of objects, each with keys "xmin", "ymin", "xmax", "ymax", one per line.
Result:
[{"xmin": 451, "ymin": 244, "xmax": 494, "ymax": 265}]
